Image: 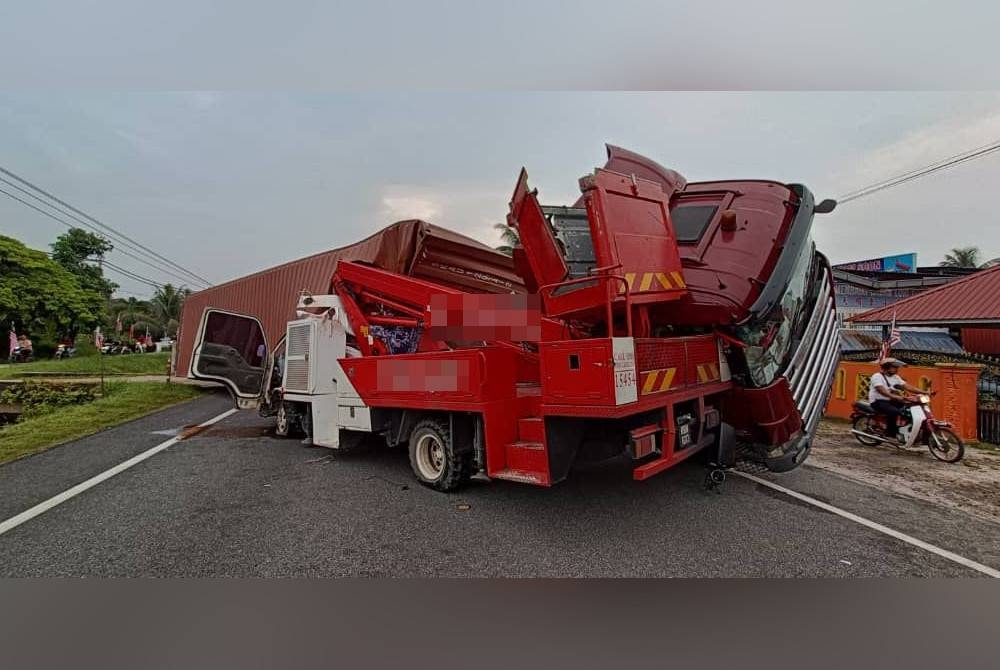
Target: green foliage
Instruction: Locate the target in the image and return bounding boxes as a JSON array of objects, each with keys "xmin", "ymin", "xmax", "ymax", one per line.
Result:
[
  {"xmin": 50, "ymin": 228, "xmax": 117, "ymax": 298},
  {"xmin": 0, "ymin": 234, "xmax": 106, "ymax": 340},
  {"xmin": 148, "ymin": 284, "xmax": 191, "ymax": 338},
  {"xmin": 493, "ymin": 222, "xmax": 519, "ymax": 256},
  {"xmin": 0, "ymin": 351, "xmax": 171, "ymax": 376},
  {"xmin": 0, "ymin": 382, "xmax": 99, "ymax": 419},
  {"xmin": 939, "ymin": 246, "xmax": 983, "ymax": 268},
  {"xmin": 0, "ymin": 381, "xmax": 202, "ymax": 464}
]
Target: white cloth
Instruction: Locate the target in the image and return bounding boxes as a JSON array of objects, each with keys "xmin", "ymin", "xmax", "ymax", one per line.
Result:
[{"xmin": 869, "ymin": 372, "xmax": 905, "ymax": 404}]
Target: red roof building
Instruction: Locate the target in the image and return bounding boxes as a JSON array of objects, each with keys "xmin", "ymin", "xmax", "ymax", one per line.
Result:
[{"xmin": 850, "ymin": 265, "xmax": 1000, "ymax": 327}]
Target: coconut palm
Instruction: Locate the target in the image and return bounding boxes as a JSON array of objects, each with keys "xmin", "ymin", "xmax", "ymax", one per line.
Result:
[
  {"xmin": 939, "ymin": 246, "xmax": 982, "ymax": 268},
  {"xmin": 149, "ymin": 284, "xmax": 191, "ymax": 338},
  {"xmin": 494, "ymin": 222, "xmax": 520, "ymax": 256}
]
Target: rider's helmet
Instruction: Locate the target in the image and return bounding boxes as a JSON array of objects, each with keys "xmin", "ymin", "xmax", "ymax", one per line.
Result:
[{"xmin": 880, "ymin": 357, "xmax": 906, "ymax": 371}]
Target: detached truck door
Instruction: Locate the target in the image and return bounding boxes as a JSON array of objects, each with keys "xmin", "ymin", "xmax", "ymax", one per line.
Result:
[{"xmin": 190, "ymin": 308, "xmax": 269, "ymax": 409}]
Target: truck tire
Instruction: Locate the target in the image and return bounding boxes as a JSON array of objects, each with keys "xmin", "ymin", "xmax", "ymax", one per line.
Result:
[
  {"xmin": 408, "ymin": 418, "xmax": 471, "ymax": 492},
  {"xmin": 275, "ymin": 401, "xmax": 293, "ymax": 437}
]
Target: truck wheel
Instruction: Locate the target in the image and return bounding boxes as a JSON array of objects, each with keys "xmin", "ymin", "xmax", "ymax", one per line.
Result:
[
  {"xmin": 408, "ymin": 418, "xmax": 470, "ymax": 492},
  {"xmin": 275, "ymin": 402, "xmax": 292, "ymax": 437}
]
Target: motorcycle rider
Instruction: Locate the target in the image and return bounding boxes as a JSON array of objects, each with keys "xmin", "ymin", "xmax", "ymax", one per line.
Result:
[{"xmin": 869, "ymin": 358, "xmax": 922, "ymax": 440}]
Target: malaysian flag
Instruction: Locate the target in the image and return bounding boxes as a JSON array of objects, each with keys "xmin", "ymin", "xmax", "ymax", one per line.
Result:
[{"xmin": 879, "ymin": 311, "xmax": 901, "ymax": 362}]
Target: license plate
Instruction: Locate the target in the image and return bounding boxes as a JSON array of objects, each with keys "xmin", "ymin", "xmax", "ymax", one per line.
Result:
[{"xmin": 679, "ymin": 424, "xmax": 691, "ymax": 446}]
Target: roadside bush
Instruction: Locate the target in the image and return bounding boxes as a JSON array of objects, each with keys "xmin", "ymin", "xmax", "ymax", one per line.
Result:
[
  {"xmin": 0, "ymin": 382, "xmax": 99, "ymax": 419},
  {"xmin": 73, "ymin": 338, "xmax": 101, "ymax": 357}
]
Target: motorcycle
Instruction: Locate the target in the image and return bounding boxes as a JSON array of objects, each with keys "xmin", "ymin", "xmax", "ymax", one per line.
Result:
[
  {"xmin": 8, "ymin": 346, "xmax": 34, "ymax": 364},
  {"xmin": 54, "ymin": 344, "xmax": 76, "ymax": 360},
  {"xmin": 850, "ymin": 387, "xmax": 964, "ymax": 463}
]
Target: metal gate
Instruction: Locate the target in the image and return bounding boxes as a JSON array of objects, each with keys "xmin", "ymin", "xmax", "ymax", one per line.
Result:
[{"xmin": 978, "ymin": 407, "xmax": 1000, "ymax": 445}]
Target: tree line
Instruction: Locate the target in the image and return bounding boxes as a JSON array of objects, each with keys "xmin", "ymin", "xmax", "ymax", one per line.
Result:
[{"xmin": 1, "ymin": 228, "xmax": 191, "ymax": 356}]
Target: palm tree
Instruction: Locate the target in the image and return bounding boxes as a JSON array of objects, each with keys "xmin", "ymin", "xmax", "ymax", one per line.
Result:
[
  {"xmin": 494, "ymin": 222, "xmax": 520, "ymax": 256},
  {"xmin": 939, "ymin": 246, "xmax": 982, "ymax": 268},
  {"xmin": 149, "ymin": 284, "xmax": 191, "ymax": 338}
]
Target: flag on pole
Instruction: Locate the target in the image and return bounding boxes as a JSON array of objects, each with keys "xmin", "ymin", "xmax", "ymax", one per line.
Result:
[
  {"xmin": 8, "ymin": 323, "xmax": 16, "ymax": 358},
  {"xmin": 889, "ymin": 312, "xmax": 902, "ymax": 348},
  {"xmin": 129, "ymin": 323, "xmax": 135, "ymax": 339},
  {"xmin": 116, "ymin": 314, "xmax": 122, "ymax": 334},
  {"xmin": 879, "ymin": 311, "xmax": 900, "ymax": 362},
  {"xmin": 95, "ymin": 326, "xmax": 104, "ymax": 349}
]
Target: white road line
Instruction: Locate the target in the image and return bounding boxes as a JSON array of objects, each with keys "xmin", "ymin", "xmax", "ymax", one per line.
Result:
[
  {"xmin": 0, "ymin": 408, "xmax": 238, "ymax": 537},
  {"xmin": 734, "ymin": 470, "xmax": 1000, "ymax": 578}
]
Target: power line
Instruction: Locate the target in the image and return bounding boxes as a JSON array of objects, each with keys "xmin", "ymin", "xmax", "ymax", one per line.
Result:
[
  {"xmin": 0, "ymin": 173, "xmax": 209, "ymax": 288},
  {"xmin": 838, "ymin": 139, "xmax": 1000, "ymax": 204},
  {"xmin": 38, "ymin": 248, "xmax": 164, "ymax": 292},
  {"xmin": 102, "ymin": 259, "xmax": 165, "ymax": 290},
  {"xmin": 0, "ymin": 183, "xmax": 204, "ymax": 289},
  {"xmin": 0, "ymin": 165, "xmax": 213, "ymax": 286}
]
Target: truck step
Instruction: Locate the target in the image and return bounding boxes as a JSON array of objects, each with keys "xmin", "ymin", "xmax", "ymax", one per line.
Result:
[
  {"xmin": 504, "ymin": 441, "xmax": 548, "ymax": 474},
  {"xmin": 517, "ymin": 417, "xmax": 545, "ymax": 443},
  {"xmin": 491, "ymin": 468, "xmax": 550, "ymax": 486}
]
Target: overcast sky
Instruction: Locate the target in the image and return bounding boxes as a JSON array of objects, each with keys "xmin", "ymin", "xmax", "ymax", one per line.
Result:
[{"xmin": 2, "ymin": 91, "xmax": 1000, "ymax": 298}]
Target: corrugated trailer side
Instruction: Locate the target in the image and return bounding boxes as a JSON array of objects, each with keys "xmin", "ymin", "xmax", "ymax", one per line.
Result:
[{"xmin": 961, "ymin": 327, "xmax": 1000, "ymax": 356}]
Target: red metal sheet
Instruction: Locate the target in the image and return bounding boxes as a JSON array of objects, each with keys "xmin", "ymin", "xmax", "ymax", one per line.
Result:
[
  {"xmin": 175, "ymin": 220, "xmax": 524, "ymax": 377},
  {"xmin": 962, "ymin": 327, "xmax": 1000, "ymax": 355},
  {"xmin": 851, "ymin": 265, "xmax": 1000, "ymax": 326}
]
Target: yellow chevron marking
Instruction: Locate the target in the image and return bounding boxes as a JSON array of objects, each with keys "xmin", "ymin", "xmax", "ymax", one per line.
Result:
[
  {"xmin": 639, "ymin": 272, "xmax": 654, "ymax": 292},
  {"xmin": 655, "ymin": 272, "xmax": 673, "ymax": 289},
  {"xmin": 707, "ymin": 362, "xmax": 719, "ymax": 380},
  {"xmin": 619, "ymin": 272, "xmax": 638, "ymax": 294},
  {"xmin": 658, "ymin": 367, "xmax": 677, "ymax": 392},
  {"xmin": 670, "ymin": 271, "xmax": 686, "ymax": 288},
  {"xmin": 696, "ymin": 364, "xmax": 709, "ymax": 383},
  {"xmin": 642, "ymin": 369, "xmax": 660, "ymax": 394}
]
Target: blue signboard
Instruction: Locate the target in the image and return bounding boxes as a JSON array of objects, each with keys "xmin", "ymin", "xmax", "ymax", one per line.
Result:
[{"xmin": 834, "ymin": 253, "xmax": 917, "ymax": 274}]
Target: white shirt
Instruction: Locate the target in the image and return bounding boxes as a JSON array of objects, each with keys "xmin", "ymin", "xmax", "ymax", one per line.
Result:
[{"xmin": 869, "ymin": 372, "xmax": 905, "ymax": 404}]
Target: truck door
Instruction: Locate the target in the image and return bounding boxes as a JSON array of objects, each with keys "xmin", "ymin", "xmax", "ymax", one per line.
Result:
[
  {"xmin": 580, "ymin": 168, "xmax": 688, "ymax": 305},
  {"xmin": 190, "ymin": 308, "xmax": 268, "ymax": 408}
]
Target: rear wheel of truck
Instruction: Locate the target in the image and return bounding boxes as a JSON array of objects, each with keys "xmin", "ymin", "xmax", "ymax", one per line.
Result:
[{"xmin": 408, "ymin": 418, "xmax": 470, "ymax": 492}]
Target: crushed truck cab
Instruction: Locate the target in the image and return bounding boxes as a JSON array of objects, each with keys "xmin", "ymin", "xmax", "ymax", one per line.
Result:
[{"xmin": 190, "ymin": 145, "xmax": 839, "ymax": 491}]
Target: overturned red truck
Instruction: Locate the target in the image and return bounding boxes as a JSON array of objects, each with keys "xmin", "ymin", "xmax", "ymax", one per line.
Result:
[{"xmin": 188, "ymin": 145, "xmax": 839, "ymax": 490}]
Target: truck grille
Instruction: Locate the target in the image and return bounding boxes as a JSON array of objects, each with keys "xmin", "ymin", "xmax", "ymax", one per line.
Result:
[{"xmin": 784, "ymin": 257, "xmax": 839, "ymax": 435}]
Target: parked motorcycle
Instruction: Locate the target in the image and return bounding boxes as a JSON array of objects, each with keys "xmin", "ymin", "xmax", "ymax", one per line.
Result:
[
  {"xmin": 850, "ymin": 388, "xmax": 964, "ymax": 463},
  {"xmin": 8, "ymin": 346, "xmax": 34, "ymax": 363},
  {"xmin": 54, "ymin": 344, "xmax": 76, "ymax": 360}
]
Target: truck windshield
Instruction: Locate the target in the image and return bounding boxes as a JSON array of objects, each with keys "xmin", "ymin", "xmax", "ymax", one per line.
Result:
[{"xmin": 735, "ymin": 240, "xmax": 816, "ymax": 387}]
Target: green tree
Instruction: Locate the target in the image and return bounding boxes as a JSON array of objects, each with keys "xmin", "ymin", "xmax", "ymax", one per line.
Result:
[
  {"xmin": 494, "ymin": 222, "xmax": 520, "ymax": 256},
  {"xmin": 107, "ymin": 296, "xmax": 159, "ymax": 339},
  {"xmin": 0, "ymin": 235, "xmax": 105, "ymax": 341},
  {"xmin": 939, "ymin": 246, "xmax": 982, "ymax": 268},
  {"xmin": 50, "ymin": 228, "xmax": 117, "ymax": 298},
  {"xmin": 149, "ymin": 284, "xmax": 191, "ymax": 338}
]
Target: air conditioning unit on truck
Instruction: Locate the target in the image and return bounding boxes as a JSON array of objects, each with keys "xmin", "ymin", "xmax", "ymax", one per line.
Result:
[{"xmin": 190, "ymin": 145, "xmax": 839, "ymax": 491}]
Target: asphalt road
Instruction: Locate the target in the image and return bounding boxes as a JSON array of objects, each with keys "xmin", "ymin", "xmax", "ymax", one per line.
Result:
[{"xmin": 1, "ymin": 392, "xmax": 998, "ymax": 577}]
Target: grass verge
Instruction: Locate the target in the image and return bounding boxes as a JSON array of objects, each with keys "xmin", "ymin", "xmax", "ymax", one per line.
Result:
[
  {"xmin": 0, "ymin": 381, "xmax": 203, "ymax": 465},
  {"xmin": 0, "ymin": 352, "xmax": 171, "ymax": 378}
]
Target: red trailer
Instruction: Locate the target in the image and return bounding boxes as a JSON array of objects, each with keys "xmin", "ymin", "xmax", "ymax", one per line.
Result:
[{"xmin": 189, "ymin": 146, "xmax": 839, "ymax": 490}]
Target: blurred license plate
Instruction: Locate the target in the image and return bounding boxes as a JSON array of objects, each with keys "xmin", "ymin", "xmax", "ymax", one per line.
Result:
[{"xmin": 679, "ymin": 424, "xmax": 691, "ymax": 446}]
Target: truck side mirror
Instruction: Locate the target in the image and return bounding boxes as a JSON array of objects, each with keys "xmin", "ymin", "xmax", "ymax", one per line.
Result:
[{"xmin": 814, "ymin": 199, "xmax": 837, "ymax": 214}]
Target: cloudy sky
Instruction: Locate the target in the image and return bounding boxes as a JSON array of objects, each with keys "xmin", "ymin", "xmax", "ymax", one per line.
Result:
[{"xmin": 2, "ymin": 91, "xmax": 1000, "ymax": 297}]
